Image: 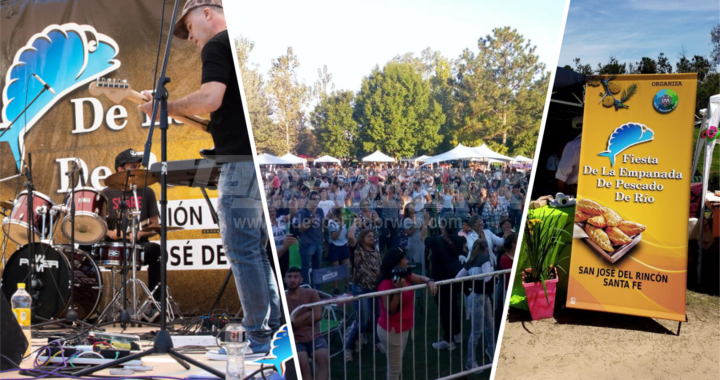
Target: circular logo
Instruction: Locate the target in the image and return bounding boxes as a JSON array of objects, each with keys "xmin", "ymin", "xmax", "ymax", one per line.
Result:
[{"xmin": 653, "ymin": 89, "xmax": 678, "ymax": 113}]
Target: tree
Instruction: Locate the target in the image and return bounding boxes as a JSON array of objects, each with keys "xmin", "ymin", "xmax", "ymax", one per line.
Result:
[
  {"xmin": 657, "ymin": 53, "xmax": 672, "ymax": 74},
  {"xmin": 296, "ymin": 120, "xmax": 321, "ymax": 157},
  {"xmin": 697, "ymin": 73, "xmax": 719, "ymax": 115},
  {"xmin": 311, "ymin": 90, "xmax": 357, "ymax": 158},
  {"xmin": 353, "ymin": 62, "xmax": 445, "ymax": 157},
  {"xmin": 235, "ymin": 37, "xmax": 278, "ymax": 154},
  {"xmin": 507, "ymin": 72, "xmax": 549, "ymax": 156},
  {"xmin": 636, "ymin": 57, "xmax": 658, "ymax": 74},
  {"xmin": 266, "ymin": 47, "xmax": 311, "ymax": 153},
  {"xmin": 312, "ymin": 65, "xmax": 334, "ymax": 101},
  {"xmin": 676, "ymin": 53, "xmax": 711, "ymax": 81},
  {"xmin": 596, "ymin": 56, "xmax": 626, "ymax": 74},
  {"xmin": 392, "ymin": 48, "xmax": 445, "ymax": 80},
  {"xmin": 454, "ymin": 27, "xmax": 547, "ymax": 151},
  {"xmin": 572, "ymin": 58, "xmax": 594, "ymax": 75}
]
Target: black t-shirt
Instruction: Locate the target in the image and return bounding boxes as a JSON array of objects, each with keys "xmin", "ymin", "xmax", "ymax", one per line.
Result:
[
  {"xmin": 101, "ymin": 187, "xmax": 159, "ymax": 243},
  {"xmin": 201, "ymin": 29, "xmax": 251, "ymax": 161},
  {"xmin": 425, "ymin": 234, "xmax": 465, "ymax": 281}
]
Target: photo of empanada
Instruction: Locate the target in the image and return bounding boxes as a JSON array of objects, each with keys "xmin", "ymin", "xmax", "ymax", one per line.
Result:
[
  {"xmin": 606, "ymin": 226, "xmax": 633, "ymax": 245},
  {"xmin": 585, "ymin": 224, "xmax": 614, "ymax": 252},
  {"xmin": 575, "ymin": 209, "xmax": 590, "ymax": 223},
  {"xmin": 587, "ymin": 215, "xmax": 607, "ymax": 228},
  {"xmin": 575, "ymin": 197, "xmax": 645, "ymax": 263},
  {"xmin": 577, "ymin": 198, "xmax": 606, "ymax": 216},
  {"xmin": 603, "ymin": 208, "xmax": 623, "ymax": 227},
  {"xmin": 617, "ymin": 221, "xmax": 646, "ymax": 236}
]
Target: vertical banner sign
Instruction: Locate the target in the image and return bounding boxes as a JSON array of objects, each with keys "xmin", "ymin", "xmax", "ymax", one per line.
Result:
[{"xmin": 566, "ymin": 73, "xmax": 697, "ymax": 321}]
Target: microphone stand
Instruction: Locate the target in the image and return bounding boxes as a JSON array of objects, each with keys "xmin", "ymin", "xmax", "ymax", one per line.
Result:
[
  {"xmin": 120, "ymin": 169, "xmax": 132, "ymax": 327},
  {"xmin": 76, "ymin": 2, "xmax": 224, "ymax": 377},
  {"xmin": 66, "ymin": 160, "xmax": 80, "ymax": 323},
  {"xmin": 0, "ymin": 80, "xmax": 52, "ymax": 140}
]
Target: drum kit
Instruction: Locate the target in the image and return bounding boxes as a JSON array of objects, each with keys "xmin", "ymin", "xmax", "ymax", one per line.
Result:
[{"xmin": 0, "ymin": 159, "xmax": 183, "ymax": 327}]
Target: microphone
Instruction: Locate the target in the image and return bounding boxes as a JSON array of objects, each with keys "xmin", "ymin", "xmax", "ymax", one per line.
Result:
[{"xmin": 32, "ymin": 73, "xmax": 56, "ymax": 95}]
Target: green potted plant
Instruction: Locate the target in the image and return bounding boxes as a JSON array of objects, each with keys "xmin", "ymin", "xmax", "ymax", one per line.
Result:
[{"xmin": 521, "ymin": 209, "xmax": 571, "ymax": 320}]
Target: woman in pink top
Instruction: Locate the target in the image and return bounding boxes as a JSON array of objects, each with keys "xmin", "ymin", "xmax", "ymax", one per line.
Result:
[{"xmin": 377, "ymin": 248, "xmax": 437, "ymax": 380}]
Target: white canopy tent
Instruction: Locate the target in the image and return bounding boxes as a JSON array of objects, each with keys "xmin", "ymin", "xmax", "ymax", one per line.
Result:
[
  {"xmin": 400, "ymin": 155, "xmax": 431, "ymax": 163},
  {"xmin": 256, "ymin": 153, "xmax": 293, "ymax": 165},
  {"xmin": 471, "ymin": 157, "xmax": 504, "ymax": 163},
  {"xmin": 361, "ymin": 150, "xmax": 396, "ymax": 162},
  {"xmin": 421, "ymin": 143, "xmax": 491, "ymax": 166},
  {"xmin": 314, "ymin": 155, "xmax": 342, "ymax": 164},
  {"xmin": 280, "ymin": 152, "xmax": 307, "ymax": 165},
  {"xmin": 513, "ymin": 155, "xmax": 533, "ymax": 162},
  {"xmin": 471, "ymin": 144, "xmax": 513, "ymax": 162}
]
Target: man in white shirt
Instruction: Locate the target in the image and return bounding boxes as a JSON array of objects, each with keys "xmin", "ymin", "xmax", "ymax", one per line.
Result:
[
  {"xmin": 412, "ymin": 180, "xmax": 431, "ymax": 214},
  {"xmin": 555, "ymin": 116, "xmax": 583, "ymax": 195},
  {"xmin": 358, "ymin": 176, "xmax": 371, "ymax": 199},
  {"xmin": 556, "ymin": 133, "xmax": 582, "ymax": 196},
  {"xmin": 461, "ymin": 215, "xmax": 504, "ymax": 268}
]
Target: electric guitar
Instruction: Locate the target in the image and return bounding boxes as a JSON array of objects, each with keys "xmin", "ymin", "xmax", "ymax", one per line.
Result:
[{"xmin": 88, "ymin": 78, "xmax": 209, "ymax": 132}]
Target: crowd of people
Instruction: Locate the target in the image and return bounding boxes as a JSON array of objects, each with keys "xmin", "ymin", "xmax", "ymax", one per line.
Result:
[{"xmin": 266, "ymin": 160, "xmax": 528, "ymax": 379}]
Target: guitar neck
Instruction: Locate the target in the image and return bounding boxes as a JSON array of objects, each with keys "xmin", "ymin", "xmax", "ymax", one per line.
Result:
[{"xmin": 124, "ymin": 90, "xmax": 209, "ymax": 132}]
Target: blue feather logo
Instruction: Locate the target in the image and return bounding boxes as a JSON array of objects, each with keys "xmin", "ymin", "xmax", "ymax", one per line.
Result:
[
  {"xmin": 255, "ymin": 325, "xmax": 293, "ymax": 377},
  {"xmin": 0, "ymin": 23, "xmax": 120, "ymax": 169},
  {"xmin": 598, "ymin": 122, "xmax": 654, "ymax": 167}
]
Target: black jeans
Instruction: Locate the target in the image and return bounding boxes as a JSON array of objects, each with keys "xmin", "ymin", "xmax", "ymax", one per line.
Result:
[
  {"xmin": 435, "ymin": 281, "xmax": 462, "ymax": 343},
  {"xmin": 140, "ymin": 241, "xmax": 162, "ymax": 297},
  {"xmin": 380, "ymin": 217, "xmax": 399, "ymax": 253}
]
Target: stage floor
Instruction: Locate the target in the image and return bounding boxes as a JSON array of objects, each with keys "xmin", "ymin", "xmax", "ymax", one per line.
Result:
[{"xmin": 7, "ymin": 325, "xmax": 272, "ymax": 379}]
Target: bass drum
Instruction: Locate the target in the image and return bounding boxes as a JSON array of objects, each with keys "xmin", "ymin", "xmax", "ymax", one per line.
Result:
[{"xmin": 1, "ymin": 243, "xmax": 102, "ymax": 323}]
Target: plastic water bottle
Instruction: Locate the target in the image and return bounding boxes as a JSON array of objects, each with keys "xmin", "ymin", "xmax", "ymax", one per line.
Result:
[
  {"xmin": 225, "ymin": 318, "xmax": 246, "ymax": 380},
  {"xmin": 11, "ymin": 283, "xmax": 32, "ymax": 356}
]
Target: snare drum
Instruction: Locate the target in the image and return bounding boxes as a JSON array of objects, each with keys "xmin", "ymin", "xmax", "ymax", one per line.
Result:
[
  {"xmin": 92, "ymin": 242, "xmax": 144, "ymax": 267},
  {"xmin": 1, "ymin": 191, "xmax": 57, "ymax": 245},
  {"xmin": 61, "ymin": 187, "xmax": 109, "ymax": 244}
]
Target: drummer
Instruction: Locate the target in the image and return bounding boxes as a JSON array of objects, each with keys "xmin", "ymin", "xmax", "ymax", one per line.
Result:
[{"xmin": 101, "ymin": 149, "xmax": 163, "ymax": 318}]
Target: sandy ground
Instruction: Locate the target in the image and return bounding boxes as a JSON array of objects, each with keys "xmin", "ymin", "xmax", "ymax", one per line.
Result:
[{"xmin": 494, "ymin": 291, "xmax": 720, "ymax": 380}]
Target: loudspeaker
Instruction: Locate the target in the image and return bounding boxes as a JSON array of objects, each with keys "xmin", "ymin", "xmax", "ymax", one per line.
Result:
[{"xmin": 0, "ymin": 293, "xmax": 28, "ymax": 369}]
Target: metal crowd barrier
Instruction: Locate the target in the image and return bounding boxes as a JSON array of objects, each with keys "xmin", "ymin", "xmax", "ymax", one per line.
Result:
[{"xmin": 289, "ymin": 269, "xmax": 511, "ymax": 380}]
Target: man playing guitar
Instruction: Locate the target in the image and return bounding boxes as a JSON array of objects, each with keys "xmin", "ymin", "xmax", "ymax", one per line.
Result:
[{"xmin": 138, "ymin": 0, "xmax": 280, "ymax": 354}]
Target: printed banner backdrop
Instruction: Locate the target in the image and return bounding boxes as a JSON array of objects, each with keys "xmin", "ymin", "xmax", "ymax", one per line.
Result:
[
  {"xmin": 0, "ymin": 0, "xmax": 239, "ymax": 313},
  {"xmin": 566, "ymin": 73, "xmax": 697, "ymax": 321}
]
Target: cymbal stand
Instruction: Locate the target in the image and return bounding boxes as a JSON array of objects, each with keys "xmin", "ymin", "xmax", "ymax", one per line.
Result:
[
  {"xmin": 127, "ymin": 184, "xmax": 164, "ymax": 322},
  {"xmin": 140, "ymin": 282, "xmax": 180, "ymax": 322},
  {"xmin": 95, "ymin": 178, "xmax": 160, "ymax": 329}
]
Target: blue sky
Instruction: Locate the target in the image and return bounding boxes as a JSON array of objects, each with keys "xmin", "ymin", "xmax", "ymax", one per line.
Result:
[
  {"xmin": 224, "ymin": 0, "xmax": 568, "ymax": 93},
  {"xmin": 559, "ymin": 0, "xmax": 719, "ymax": 71}
]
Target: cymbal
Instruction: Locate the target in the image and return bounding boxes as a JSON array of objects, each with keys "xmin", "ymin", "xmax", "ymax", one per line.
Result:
[
  {"xmin": 104, "ymin": 169, "xmax": 157, "ymax": 190},
  {"xmin": 144, "ymin": 226, "xmax": 184, "ymax": 233},
  {"xmin": 0, "ymin": 200, "xmax": 13, "ymax": 210}
]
